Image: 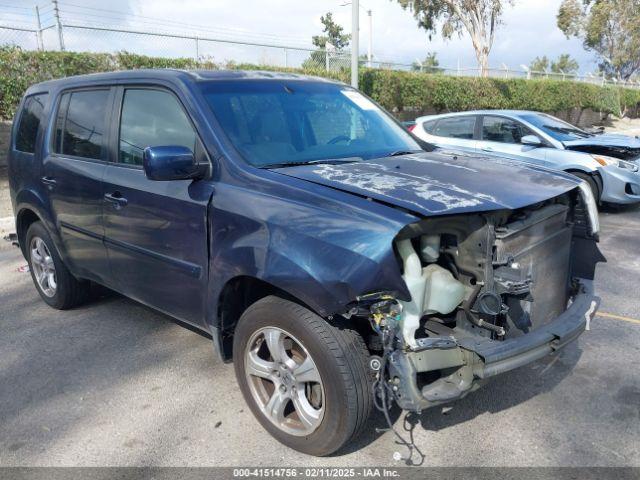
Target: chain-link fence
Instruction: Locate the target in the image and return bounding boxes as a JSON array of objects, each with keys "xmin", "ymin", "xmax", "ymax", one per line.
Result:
[
  {"xmin": 59, "ymin": 25, "xmax": 353, "ymax": 71},
  {"xmin": 1, "ymin": 2, "xmax": 639, "ymax": 88},
  {"xmin": 0, "ymin": 26, "xmax": 40, "ymax": 51}
]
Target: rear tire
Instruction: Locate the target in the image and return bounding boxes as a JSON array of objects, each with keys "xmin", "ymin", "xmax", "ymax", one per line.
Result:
[
  {"xmin": 233, "ymin": 296, "xmax": 372, "ymax": 456},
  {"xmin": 25, "ymin": 221, "xmax": 89, "ymax": 310}
]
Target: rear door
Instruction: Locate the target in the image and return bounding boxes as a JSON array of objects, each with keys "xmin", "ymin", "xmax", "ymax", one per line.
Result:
[
  {"xmin": 102, "ymin": 86, "xmax": 212, "ymax": 326},
  {"xmin": 10, "ymin": 92, "xmax": 48, "ymax": 202},
  {"xmin": 42, "ymin": 88, "xmax": 113, "ymax": 282},
  {"xmin": 428, "ymin": 115, "xmax": 478, "ymax": 153}
]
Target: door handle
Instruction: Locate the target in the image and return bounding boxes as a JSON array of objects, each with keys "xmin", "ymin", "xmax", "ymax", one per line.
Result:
[
  {"xmin": 481, "ymin": 147, "xmax": 494, "ymax": 152},
  {"xmin": 104, "ymin": 192, "xmax": 128, "ymax": 209},
  {"xmin": 41, "ymin": 176, "xmax": 57, "ymax": 189}
]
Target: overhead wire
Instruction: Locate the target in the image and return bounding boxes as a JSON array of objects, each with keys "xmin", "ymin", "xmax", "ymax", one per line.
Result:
[{"xmin": 56, "ymin": 1, "xmax": 312, "ymax": 47}]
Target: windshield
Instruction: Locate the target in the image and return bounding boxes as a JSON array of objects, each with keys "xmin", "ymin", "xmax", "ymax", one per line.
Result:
[
  {"xmin": 200, "ymin": 80, "xmax": 422, "ymax": 167},
  {"xmin": 521, "ymin": 113, "xmax": 592, "ymax": 142}
]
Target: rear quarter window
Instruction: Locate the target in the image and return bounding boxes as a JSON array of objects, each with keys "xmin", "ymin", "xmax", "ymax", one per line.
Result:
[
  {"xmin": 432, "ymin": 116, "xmax": 476, "ymax": 139},
  {"xmin": 15, "ymin": 93, "xmax": 48, "ymax": 153},
  {"xmin": 422, "ymin": 119, "xmax": 437, "ymax": 134}
]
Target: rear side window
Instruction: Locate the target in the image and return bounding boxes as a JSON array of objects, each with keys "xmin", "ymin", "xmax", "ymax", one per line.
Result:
[
  {"xmin": 119, "ymin": 89, "xmax": 196, "ymax": 166},
  {"xmin": 15, "ymin": 93, "xmax": 48, "ymax": 153},
  {"xmin": 54, "ymin": 89, "xmax": 109, "ymax": 160},
  {"xmin": 432, "ymin": 117, "xmax": 476, "ymax": 139}
]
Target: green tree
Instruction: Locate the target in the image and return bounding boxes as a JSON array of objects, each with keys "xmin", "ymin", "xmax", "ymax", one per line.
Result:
[
  {"xmin": 312, "ymin": 12, "xmax": 351, "ymax": 50},
  {"xmin": 411, "ymin": 52, "xmax": 442, "ymax": 73},
  {"xmin": 303, "ymin": 12, "xmax": 351, "ymax": 70},
  {"xmin": 557, "ymin": 0, "xmax": 640, "ymax": 80},
  {"xmin": 550, "ymin": 53, "xmax": 579, "ymax": 75},
  {"xmin": 395, "ymin": 0, "xmax": 513, "ymax": 76},
  {"xmin": 529, "ymin": 56, "xmax": 549, "ymax": 73}
]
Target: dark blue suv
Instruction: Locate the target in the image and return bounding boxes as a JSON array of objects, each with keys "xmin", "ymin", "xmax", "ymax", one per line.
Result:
[{"xmin": 8, "ymin": 70, "xmax": 603, "ymax": 456}]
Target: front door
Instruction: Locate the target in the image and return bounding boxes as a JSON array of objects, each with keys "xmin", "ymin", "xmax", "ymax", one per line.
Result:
[
  {"xmin": 476, "ymin": 115, "xmax": 548, "ymax": 164},
  {"xmin": 102, "ymin": 86, "xmax": 212, "ymax": 326},
  {"xmin": 42, "ymin": 88, "xmax": 113, "ymax": 283}
]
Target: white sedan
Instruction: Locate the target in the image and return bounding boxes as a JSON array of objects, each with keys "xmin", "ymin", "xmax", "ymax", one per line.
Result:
[{"xmin": 411, "ymin": 110, "xmax": 640, "ymax": 204}]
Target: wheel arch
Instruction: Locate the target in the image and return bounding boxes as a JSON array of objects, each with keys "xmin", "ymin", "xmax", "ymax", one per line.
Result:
[
  {"xmin": 215, "ymin": 275, "xmax": 320, "ymax": 362},
  {"xmin": 565, "ymin": 168, "xmax": 603, "ymax": 202},
  {"xmin": 16, "ymin": 207, "xmax": 43, "ymax": 257}
]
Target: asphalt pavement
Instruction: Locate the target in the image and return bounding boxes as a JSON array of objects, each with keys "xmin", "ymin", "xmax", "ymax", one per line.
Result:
[{"xmin": 0, "ymin": 205, "xmax": 639, "ymax": 467}]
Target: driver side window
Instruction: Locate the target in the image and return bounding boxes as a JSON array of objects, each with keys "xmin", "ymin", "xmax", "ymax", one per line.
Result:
[
  {"xmin": 481, "ymin": 116, "xmax": 532, "ymax": 144},
  {"xmin": 119, "ymin": 88, "xmax": 196, "ymax": 166}
]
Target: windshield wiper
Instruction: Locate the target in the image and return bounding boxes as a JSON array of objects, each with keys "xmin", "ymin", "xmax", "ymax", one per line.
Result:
[
  {"xmin": 545, "ymin": 125, "xmax": 592, "ymax": 138},
  {"xmin": 260, "ymin": 157, "xmax": 361, "ymax": 169},
  {"xmin": 385, "ymin": 149, "xmax": 424, "ymax": 157}
]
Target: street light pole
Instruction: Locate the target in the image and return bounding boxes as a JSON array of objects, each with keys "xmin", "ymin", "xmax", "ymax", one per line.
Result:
[{"xmin": 351, "ymin": 0, "xmax": 359, "ymax": 88}]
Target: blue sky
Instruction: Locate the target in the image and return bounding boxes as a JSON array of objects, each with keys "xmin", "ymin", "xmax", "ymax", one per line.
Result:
[{"xmin": 3, "ymin": 0, "xmax": 599, "ymax": 73}]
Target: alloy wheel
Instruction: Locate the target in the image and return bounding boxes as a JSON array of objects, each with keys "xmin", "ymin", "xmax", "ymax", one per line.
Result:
[
  {"xmin": 244, "ymin": 327, "xmax": 325, "ymax": 436},
  {"xmin": 30, "ymin": 236, "xmax": 57, "ymax": 297}
]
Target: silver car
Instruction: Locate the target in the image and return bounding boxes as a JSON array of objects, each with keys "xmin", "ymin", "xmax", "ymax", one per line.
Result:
[{"xmin": 412, "ymin": 110, "xmax": 640, "ymax": 204}]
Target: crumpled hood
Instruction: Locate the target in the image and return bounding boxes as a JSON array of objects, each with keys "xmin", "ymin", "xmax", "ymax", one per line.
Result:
[
  {"xmin": 274, "ymin": 150, "xmax": 580, "ymax": 217},
  {"xmin": 563, "ymin": 133, "xmax": 640, "ymax": 161},
  {"xmin": 563, "ymin": 133, "xmax": 640, "ymax": 149}
]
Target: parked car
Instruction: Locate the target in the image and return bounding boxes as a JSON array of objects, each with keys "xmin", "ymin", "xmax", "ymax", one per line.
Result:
[
  {"xmin": 401, "ymin": 120, "xmax": 416, "ymax": 130},
  {"xmin": 9, "ymin": 71, "xmax": 603, "ymax": 456},
  {"xmin": 411, "ymin": 110, "xmax": 640, "ymax": 205}
]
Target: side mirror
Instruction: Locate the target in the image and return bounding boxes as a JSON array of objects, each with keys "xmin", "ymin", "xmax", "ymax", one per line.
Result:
[
  {"xmin": 521, "ymin": 135, "xmax": 543, "ymax": 147},
  {"xmin": 143, "ymin": 146, "xmax": 202, "ymax": 181}
]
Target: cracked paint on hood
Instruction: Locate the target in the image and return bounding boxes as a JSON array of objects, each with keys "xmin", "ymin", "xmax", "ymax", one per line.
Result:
[{"xmin": 274, "ymin": 151, "xmax": 580, "ymax": 217}]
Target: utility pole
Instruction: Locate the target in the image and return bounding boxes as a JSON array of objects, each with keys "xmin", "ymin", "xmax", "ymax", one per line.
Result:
[
  {"xmin": 366, "ymin": 9, "xmax": 372, "ymax": 68},
  {"xmin": 34, "ymin": 5, "xmax": 43, "ymax": 51},
  {"xmin": 53, "ymin": 0, "xmax": 65, "ymax": 51},
  {"xmin": 351, "ymin": 0, "xmax": 359, "ymax": 88}
]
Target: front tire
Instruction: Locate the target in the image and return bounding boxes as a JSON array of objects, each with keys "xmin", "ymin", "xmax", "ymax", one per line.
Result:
[
  {"xmin": 233, "ymin": 296, "xmax": 372, "ymax": 456},
  {"xmin": 572, "ymin": 172, "xmax": 601, "ymax": 204},
  {"xmin": 25, "ymin": 221, "xmax": 89, "ymax": 309}
]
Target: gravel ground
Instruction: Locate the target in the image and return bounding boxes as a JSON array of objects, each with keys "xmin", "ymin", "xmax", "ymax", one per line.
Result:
[
  {"xmin": 0, "ymin": 204, "xmax": 638, "ymax": 467},
  {"xmin": 605, "ymin": 117, "xmax": 640, "ymax": 137}
]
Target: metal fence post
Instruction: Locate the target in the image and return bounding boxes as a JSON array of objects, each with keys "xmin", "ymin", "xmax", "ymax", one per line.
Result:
[
  {"xmin": 53, "ymin": 0, "xmax": 65, "ymax": 51},
  {"xmin": 284, "ymin": 48, "xmax": 288, "ymax": 68},
  {"xmin": 34, "ymin": 6, "xmax": 44, "ymax": 51},
  {"xmin": 195, "ymin": 36, "xmax": 199, "ymax": 60}
]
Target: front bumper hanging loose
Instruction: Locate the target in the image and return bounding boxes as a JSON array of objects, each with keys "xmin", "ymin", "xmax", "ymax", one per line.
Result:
[{"xmin": 388, "ymin": 278, "xmax": 600, "ymax": 412}]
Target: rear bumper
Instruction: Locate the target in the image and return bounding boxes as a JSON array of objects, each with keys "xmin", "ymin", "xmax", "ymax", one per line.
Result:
[{"xmin": 389, "ymin": 279, "xmax": 599, "ymax": 411}]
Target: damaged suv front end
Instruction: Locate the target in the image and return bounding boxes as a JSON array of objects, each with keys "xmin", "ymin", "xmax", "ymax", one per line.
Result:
[
  {"xmin": 376, "ymin": 183, "xmax": 601, "ymax": 411},
  {"xmin": 275, "ymin": 150, "xmax": 604, "ymax": 413}
]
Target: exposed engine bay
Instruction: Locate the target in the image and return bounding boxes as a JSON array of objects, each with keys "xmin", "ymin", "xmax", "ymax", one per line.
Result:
[{"xmin": 349, "ymin": 184, "xmax": 603, "ymax": 417}]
